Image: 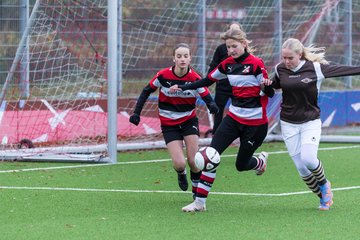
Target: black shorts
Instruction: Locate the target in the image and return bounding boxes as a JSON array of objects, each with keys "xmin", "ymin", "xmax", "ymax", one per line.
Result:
[
  {"xmin": 161, "ymin": 117, "xmax": 199, "ymax": 144},
  {"xmin": 210, "ymin": 115, "xmax": 268, "ymax": 155}
]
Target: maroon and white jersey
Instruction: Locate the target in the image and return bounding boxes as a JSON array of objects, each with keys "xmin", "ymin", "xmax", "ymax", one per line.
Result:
[
  {"xmin": 149, "ymin": 66, "xmax": 210, "ymax": 126},
  {"xmin": 272, "ymin": 60, "xmax": 360, "ymax": 124},
  {"xmin": 208, "ymin": 52, "xmax": 269, "ymax": 126}
]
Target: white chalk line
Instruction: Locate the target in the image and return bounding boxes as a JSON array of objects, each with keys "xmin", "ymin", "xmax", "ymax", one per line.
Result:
[
  {"xmin": 0, "ymin": 145, "xmax": 359, "ymax": 197},
  {"xmin": 0, "ymin": 145, "xmax": 359, "ymax": 173},
  {"xmin": 0, "ymin": 185, "xmax": 359, "ymax": 197}
]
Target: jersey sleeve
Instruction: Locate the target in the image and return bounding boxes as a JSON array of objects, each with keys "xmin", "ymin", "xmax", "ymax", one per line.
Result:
[
  {"xmin": 208, "ymin": 60, "xmax": 229, "ymax": 82},
  {"xmin": 256, "ymin": 59, "xmax": 269, "ymax": 82},
  {"xmin": 320, "ymin": 63, "xmax": 360, "ymax": 78},
  {"xmin": 149, "ymin": 72, "xmax": 161, "ymax": 89},
  {"xmin": 197, "ymin": 85, "xmax": 210, "ymax": 98},
  {"xmin": 271, "ymin": 63, "xmax": 281, "ymax": 89}
]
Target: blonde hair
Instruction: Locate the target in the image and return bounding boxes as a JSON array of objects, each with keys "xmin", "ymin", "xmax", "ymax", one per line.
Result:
[
  {"xmin": 282, "ymin": 38, "xmax": 329, "ymax": 64},
  {"xmin": 224, "ymin": 21, "xmax": 243, "ymax": 31},
  {"xmin": 220, "ymin": 28, "xmax": 255, "ymax": 54}
]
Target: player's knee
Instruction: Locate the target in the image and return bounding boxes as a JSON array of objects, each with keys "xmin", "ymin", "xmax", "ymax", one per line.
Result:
[
  {"xmin": 300, "ymin": 151, "xmax": 317, "ymax": 167},
  {"xmin": 235, "ymin": 161, "xmax": 248, "ymax": 172}
]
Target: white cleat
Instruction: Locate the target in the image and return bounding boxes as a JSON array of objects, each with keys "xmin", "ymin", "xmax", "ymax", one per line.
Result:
[
  {"xmin": 255, "ymin": 152, "xmax": 268, "ymax": 176},
  {"xmin": 182, "ymin": 201, "xmax": 206, "ymax": 212}
]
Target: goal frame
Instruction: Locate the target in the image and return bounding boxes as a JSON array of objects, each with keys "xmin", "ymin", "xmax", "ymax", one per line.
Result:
[{"xmin": 0, "ymin": 0, "xmax": 118, "ymax": 163}]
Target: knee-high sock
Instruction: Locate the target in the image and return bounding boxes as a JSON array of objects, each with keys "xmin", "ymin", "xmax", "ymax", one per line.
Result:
[
  {"xmin": 195, "ymin": 171, "xmax": 216, "ymax": 204},
  {"xmin": 310, "ymin": 161, "xmax": 327, "ymax": 186},
  {"xmin": 190, "ymin": 171, "xmax": 202, "ymax": 195},
  {"xmin": 302, "ymin": 173, "xmax": 322, "ymax": 198},
  {"xmin": 290, "ymin": 153, "xmax": 321, "ymax": 197}
]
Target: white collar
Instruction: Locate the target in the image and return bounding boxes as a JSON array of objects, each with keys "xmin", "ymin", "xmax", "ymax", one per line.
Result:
[{"xmin": 291, "ymin": 60, "xmax": 306, "ymax": 72}]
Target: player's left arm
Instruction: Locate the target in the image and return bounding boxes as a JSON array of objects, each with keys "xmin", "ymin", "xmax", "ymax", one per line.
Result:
[
  {"xmin": 201, "ymin": 92, "xmax": 219, "ymax": 114},
  {"xmin": 320, "ymin": 62, "xmax": 360, "ymax": 78}
]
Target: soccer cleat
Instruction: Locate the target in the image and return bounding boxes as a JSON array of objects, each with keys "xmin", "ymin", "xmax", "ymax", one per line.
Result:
[
  {"xmin": 319, "ymin": 181, "xmax": 333, "ymax": 210},
  {"xmin": 177, "ymin": 173, "xmax": 188, "ymax": 191},
  {"xmin": 255, "ymin": 152, "xmax": 269, "ymax": 176},
  {"xmin": 182, "ymin": 201, "xmax": 206, "ymax": 212}
]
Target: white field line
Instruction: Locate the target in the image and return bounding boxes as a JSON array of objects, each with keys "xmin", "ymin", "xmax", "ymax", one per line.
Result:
[
  {"xmin": 0, "ymin": 185, "xmax": 359, "ymax": 197},
  {"xmin": 0, "ymin": 144, "xmax": 359, "ymax": 173},
  {"xmin": 0, "ymin": 145, "xmax": 359, "ymax": 197}
]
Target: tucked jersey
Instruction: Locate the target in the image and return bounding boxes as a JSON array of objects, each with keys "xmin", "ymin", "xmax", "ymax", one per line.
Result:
[
  {"xmin": 208, "ymin": 52, "xmax": 269, "ymax": 126},
  {"xmin": 272, "ymin": 60, "xmax": 360, "ymax": 124},
  {"xmin": 149, "ymin": 66, "xmax": 210, "ymax": 126}
]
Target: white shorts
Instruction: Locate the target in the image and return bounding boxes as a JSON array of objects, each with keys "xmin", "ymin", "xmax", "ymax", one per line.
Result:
[{"xmin": 280, "ymin": 119, "xmax": 322, "ymax": 157}]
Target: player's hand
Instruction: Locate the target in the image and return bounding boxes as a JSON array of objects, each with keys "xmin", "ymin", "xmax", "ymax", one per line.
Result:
[
  {"xmin": 207, "ymin": 102, "xmax": 219, "ymax": 114},
  {"xmin": 261, "ymin": 78, "xmax": 272, "ymax": 86},
  {"xmin": 129, "ymin": 113, "xmax": 140, "ymax": 126},
  {"xmin": 169, "ymin": 84, "xmax": 181, "ymax": 93}
]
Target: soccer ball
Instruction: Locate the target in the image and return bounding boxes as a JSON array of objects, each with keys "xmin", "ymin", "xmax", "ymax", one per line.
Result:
[{"xmin": 194, "ymin": 147, "xmax": 221, "ymax": 172}]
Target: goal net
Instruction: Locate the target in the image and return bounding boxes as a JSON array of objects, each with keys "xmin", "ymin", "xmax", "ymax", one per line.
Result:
[
  {"xmin": 120, "ymin": 0, "xmax": 360, "ymax": 150},
  {"xmin": 0, "ymin": 0, "xmax": 112, "ymax": 161}
]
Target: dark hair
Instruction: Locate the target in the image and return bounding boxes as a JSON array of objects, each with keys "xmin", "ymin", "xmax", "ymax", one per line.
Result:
[{"xmin": 173, "ymin": 43, "xmax": 191, "ymax": 56}]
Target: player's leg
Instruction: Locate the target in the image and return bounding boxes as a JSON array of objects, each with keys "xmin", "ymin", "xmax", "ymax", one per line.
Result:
[
  {"xmin": 291, "ymin": 153, "xmax": 322, "ymax": 198},
  {"xmin": 162, "ymin": 125, "xmax": 188, "ymax": 191},
  {"xmin": 183, "ymin": 117, "xmax": 202, "ymax": 199},
  {"xmin": 182, "ymin": 116, "xmax": 238, "ymax": 212},
  {"xmin": 212, "ymin": 92, "xmax": 228, "ymax": 134},
  {"xmin": 300, "ymin": 119, "xmax": 333, "ymax": 210},
  {"xmin": 281, "ymin": 121, "xmax": 322, "ymax": 202},
  {"xmin": 235, "ymin": 123, "xmax": 268, "ymax": 175},
  {"xmin": 281, "ymin": 120, "xmax": 319, "ymax": 191}
]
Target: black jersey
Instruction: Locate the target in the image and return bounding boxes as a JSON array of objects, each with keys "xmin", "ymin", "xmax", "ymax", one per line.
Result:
[
  {"xmin": 208, "ymin": 43, "xmax": 232, "ymax": 95},
  {"xmin": 272, "ymin": 60, "xmax": 360, "ymax": 124}
]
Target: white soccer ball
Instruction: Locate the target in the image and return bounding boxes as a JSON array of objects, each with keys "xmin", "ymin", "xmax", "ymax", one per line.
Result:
[{"xmin": 195, "ymin": 147, "xmax": 221, "ymax": 172}]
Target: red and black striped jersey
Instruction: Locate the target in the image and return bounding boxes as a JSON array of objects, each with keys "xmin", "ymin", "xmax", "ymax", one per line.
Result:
[
  {"xmin": 149, "ymin": 66, "xmax": 210, "ymax": 126},
  {"xmin": 208, "ymin": 52, "xmax": 269, "ymax": 126}
]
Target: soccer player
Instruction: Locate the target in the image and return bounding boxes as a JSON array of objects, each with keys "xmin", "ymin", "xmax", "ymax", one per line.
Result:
[
  {"xmin": 129, "ymin": 43, "xmax": 218, "ymax": 196},
  {"xmin": 170, "ymin": 28, "xmax": 274, "ymax": 212},
  {"xmin": 265, "ymin": 37, "xmax": 360, "ymax": 210},
  {"xmin": 208, "ymin": 22, "xmax": 243, "ymax": 135}
]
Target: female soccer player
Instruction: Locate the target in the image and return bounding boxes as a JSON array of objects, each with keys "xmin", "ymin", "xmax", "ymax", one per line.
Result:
[
  {"xmin": 208, "ymin": 21, "xmax": 243, "ymax": 135},
  {"xmin": 129, "ymin": 43, "xmax": 218, "ymax": 196},
  {"xmin": 265, "ymin": 38, "xmax": 360, "ymax": 210},
  {"xmin": 170, "ymin": 28, "xmax": 274, "ymax": 212}
]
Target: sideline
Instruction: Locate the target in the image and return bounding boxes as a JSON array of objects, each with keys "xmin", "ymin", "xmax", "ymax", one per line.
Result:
[{"xmin": 0, "ymin": 144, "xmax": 359, "ymax": 173}]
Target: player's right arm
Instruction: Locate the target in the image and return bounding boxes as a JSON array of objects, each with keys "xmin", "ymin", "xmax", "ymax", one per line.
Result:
[
  {"xmin": 129, "ymin": 84, "xmax": 156, "ymax": 126},
  {"xmin": 169, "ymin": 77, "xmax": 214, "ymax": 93}
]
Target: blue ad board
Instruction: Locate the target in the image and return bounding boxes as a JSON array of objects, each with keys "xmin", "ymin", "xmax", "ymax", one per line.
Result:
[{"xmin": 319, "ymin": 91, "xmax": 360, "ymax": 127}]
